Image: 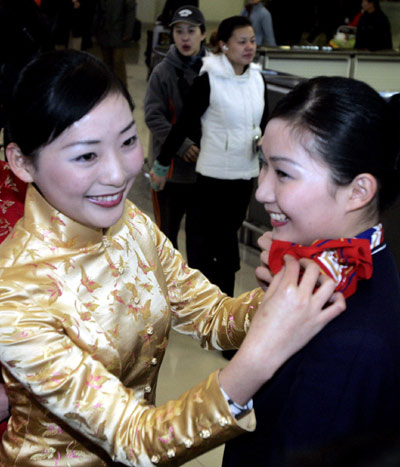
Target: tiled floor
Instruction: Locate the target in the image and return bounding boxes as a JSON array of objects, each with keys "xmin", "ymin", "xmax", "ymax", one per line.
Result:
[{"xmin": 104, "ymin": 27, "xmax": 261, "ymax": 466}]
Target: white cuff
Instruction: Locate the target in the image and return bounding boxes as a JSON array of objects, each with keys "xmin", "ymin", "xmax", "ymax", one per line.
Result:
[{"xmin": 220, "ymin": 386, "xmax": 253, "ymax": 419}]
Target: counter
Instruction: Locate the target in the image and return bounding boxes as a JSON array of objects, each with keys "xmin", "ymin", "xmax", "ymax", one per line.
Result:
[{"xmin": 257, "ymin": 47, "xmax": 400, "ymax": 92}]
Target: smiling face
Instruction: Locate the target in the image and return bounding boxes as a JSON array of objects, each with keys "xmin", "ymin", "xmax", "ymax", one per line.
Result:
[
  {"xmin": 222, "ymin": 25, "xmax": 256, "ymax": 74},
  {"xmin": 12, "ymin": 92, "xmax": 143, "ymax": 230},
  {"xmin": 173, "ymin": 22, "xmax": 205, "ymax": 57},
  {"xmin": 255, "ymin": 118, "xmax": 356, "ymax": 246}
]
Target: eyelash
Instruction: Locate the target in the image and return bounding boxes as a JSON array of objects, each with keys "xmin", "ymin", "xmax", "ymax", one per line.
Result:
[
  {"xmin": 123, "ymin": 135, "xmax": 137, "ymax": 147},
  {"xmin": 238, "ymin": 39, "xmax": 256, "ymax": 45},
  {"xmin": 73, "ymin": 135, "xmax": 136, "ymax": 162},
  {"xmin": 258, "ymin": 152, "xmax": 267, "ymax": 167},
  {"xmin": 275, "ymin": 169, "xmax": 289, "ymax": 180},
  {"xmin": 75, "ymin": 153, "xmax": 96, "ymax": 162},
  {"xmin": 259, "ymin": 155, "xmax": 290, "ymax": 180}
]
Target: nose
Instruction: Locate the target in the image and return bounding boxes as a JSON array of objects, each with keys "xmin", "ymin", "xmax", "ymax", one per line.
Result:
[
  {"xmin": 101, "ymin": 151, "xmax": 126, "ymax": 187},
  {"xmin": 246, "ymin": 40, "xmax": 255, "ymax": 50},
  {"xmin": 255, "ymin": 166, "xmax": 275, "ymax": 205}
]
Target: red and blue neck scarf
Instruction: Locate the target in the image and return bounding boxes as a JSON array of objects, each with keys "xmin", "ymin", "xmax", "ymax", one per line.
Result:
[{"xmin": 268, "ymin": 224, "xmax": 385, "ymax": 298}]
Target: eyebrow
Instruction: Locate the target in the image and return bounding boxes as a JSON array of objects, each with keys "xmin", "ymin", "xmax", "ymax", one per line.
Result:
[
  {"xmin": 62, "ymin": 119, "xmax": 136, "ymax": 149},
  {"xmin": 235, "ymin": 33, "xmax": 256, "ymax": 40},
  {"xmin": 269, "ymin": 155, "xmax": 302, "ymax": 168}
]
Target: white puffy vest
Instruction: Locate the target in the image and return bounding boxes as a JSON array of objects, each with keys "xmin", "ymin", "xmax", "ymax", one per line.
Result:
[{"xmin": 196, "ymin": 53, "xmax": 265, "ymax": 180}]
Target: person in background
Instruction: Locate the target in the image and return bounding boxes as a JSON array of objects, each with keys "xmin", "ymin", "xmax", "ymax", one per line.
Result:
[
  {"xmin": 241, "ymin": 0, "xmax": 276, "ymax": 47},
  {"xmin": 0, "ymin": 49, "xmax": 345, "ymax": 465},
  {"xmin": 266, "ymin": 0, "xmax": 304, "ymax": 45},
  {"xmin": 40, "ymin": 0, "xmax": 80, "ymax": 49},
  {"xmin": 355, "ymin": 0, "xmax": 392, "ymax": 51},
  {"xmin": 145, "ymin": 5, "xmax": 207, "ymax": 253},
  {"xmin": 223, "ymin": 76, "xmax": 400, "ymax": 466},
  {"xmin": 0, "ymin": 0, "xmax": 53, "ymax": 146},
  {"xmin": 152, "ymin": 16, "xmax": 269, "ymax": 298},
  {"xmin": 79, "ymin": 0, "xmax": 98, "ymax": 50},
  {"xmin": 93, "ymin": 0, "xmax": 136, "ymax": 86}
]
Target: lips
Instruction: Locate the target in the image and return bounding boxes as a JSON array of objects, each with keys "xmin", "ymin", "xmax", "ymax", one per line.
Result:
[
  {"xmin": 269, "ymin": 212, "xmax": 289, "ymax": 227},
  {"xmin": 86, "ymin": 191, "xmax": 124, "ymax": 208}
]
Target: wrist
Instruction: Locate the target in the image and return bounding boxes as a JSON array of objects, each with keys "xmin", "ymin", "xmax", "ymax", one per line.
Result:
[{"xmin": 153, "ymin": 160, "xmax": 169, "ymax": 177}]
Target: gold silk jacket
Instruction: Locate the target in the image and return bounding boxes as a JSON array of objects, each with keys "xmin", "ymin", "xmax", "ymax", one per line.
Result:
[{"xmin": 0, "ymin": 186, "xmax": 262, "ymax": 466}]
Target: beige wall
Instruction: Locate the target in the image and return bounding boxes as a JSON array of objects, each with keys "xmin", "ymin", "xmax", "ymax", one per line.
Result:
[
  {"xmin": 382, "ymin": 2, "xmax": 400, "ymax": 50},
  {"xmin": 199, "ymin": 0, "xmax": 244, "ymax": 22},
  {"xmin": 137, "ymin": 0, "xmax": 245, "ymax": 24}
]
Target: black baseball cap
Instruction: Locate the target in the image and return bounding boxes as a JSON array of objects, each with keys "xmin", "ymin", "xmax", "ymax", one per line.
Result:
[{"xmin": 169, "ymin": 6, "xmax": 206, "ymax": 28}]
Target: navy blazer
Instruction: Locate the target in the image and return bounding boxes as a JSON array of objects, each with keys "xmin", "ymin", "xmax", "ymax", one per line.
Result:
[{"xmin": 223, "ymin": 245, "xmax": 400, "ymax": 466}]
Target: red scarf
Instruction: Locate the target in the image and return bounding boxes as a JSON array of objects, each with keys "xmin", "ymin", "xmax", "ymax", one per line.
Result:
[{"xmin": 268, "ymin": 226, "xmax": 383, "ymax": 298}]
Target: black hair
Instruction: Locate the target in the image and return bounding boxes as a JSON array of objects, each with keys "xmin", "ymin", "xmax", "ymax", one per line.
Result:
[
  {"xmin": 269, "ymin": 76, "xmax": 400, "ymax": 213},
  {"xmin": 7, "ymin": 49, "xmax": 134, "ymax": 160},
  {"xmin": 216, "ymin": 15, "xmax": 253, "ymax": 44}
]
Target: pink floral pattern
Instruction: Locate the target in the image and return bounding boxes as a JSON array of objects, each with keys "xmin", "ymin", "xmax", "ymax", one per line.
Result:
[{"xmin": 0, "ymin": 185, "xmax": 261, "ymax": 465}]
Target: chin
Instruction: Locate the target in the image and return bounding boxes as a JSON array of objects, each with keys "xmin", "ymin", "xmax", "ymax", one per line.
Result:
[
  {"xmin": 93, "ymin": 211, "xmax": 125, "ymax": 230},
  {"xmin": 272, "ymin": 231, "xmax": 297, "ymax": 244}
]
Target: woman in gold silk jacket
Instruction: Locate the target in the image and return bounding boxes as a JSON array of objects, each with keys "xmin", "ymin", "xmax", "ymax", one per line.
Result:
[{"xmin": 0, "ymin": 50, "xmax": 345, "ymax": 466}]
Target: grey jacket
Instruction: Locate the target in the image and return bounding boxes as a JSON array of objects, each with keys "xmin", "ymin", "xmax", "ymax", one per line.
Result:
[
  {"xmin": 94, "ymin": 0, "xmax": 136, "ymax": 48},
  {"xmin": 144, "ymin": 44, "xmax": 206, "ymax": 183}
]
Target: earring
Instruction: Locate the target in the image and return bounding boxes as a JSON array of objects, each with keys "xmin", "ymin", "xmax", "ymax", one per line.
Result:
[{"xmin": 222, "ymin": 45, "xmax": 229, "ymax": 51}]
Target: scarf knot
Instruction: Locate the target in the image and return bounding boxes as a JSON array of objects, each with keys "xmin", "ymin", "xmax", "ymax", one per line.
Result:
[{"xmin": 268, "ymin": 225, "xmax": 384, "ymax": 298}]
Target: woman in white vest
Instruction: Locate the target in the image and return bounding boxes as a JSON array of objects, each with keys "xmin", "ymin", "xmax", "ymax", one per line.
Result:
[{"xmin": 152, "ymin": 16, "xmax": 268, "ymax": 297}]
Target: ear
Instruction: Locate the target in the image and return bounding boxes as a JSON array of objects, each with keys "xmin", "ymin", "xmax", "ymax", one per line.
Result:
[
  {"xmin": 219, "ymin": 41, "xmax": 227, "ymax": 52},
  {"xmin": 346, "ymin": 173, "xmax": 377, "ymax": 212},
  {"xmin": 6, "ymin": 143, "xmax": 35, "ymax": 183}
]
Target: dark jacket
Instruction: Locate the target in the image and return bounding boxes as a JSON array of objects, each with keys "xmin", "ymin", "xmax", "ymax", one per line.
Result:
[
  {"xmin": 355, "ymin": 8, "xmax": 392, "ymax": 51},
  {"xmin": 93, "ymin": 0, "xmax": 136, "ymax": 48},
  {"xmin": 144, "ymin": 44, "xmax": 205, "ymax": 183},
  {"xmin": 0, "ymin": 0, "xmax": 53, "ymax": 129},
  {"xmin": 223, "ymin": 245, "xmax": 400, "ymax": 467},
  {"xmin": 0, "ymin": 0, "xmax": 52, "ymax": 65}
]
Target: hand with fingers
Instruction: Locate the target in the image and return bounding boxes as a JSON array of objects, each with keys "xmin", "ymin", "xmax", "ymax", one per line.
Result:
[
  {"xmin": 256, "ymin": 230, "xmax": 273, "ymax": 290},
  {"xmin": 219, "ymin": 255, "xmax": 346, "ymax": 406},
  {"xmin": 149, "ymin": 170, "xmax": 167, "ymax": 192},
  {"xmin": 182, "ymin": 144, "xmax": 200, "ymax": 163},
  {"xmin": 150, "ymin": 160, "xmax": 169, "ymax": 191}
]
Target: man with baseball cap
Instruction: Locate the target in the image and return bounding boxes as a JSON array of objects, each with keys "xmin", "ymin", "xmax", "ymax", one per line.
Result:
[{"xmin": 145, "ymin": 4, "xmax": 207, "ymax": 259}]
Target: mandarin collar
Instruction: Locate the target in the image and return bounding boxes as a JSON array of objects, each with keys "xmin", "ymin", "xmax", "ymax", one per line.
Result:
[
  {"xmin": 22, "ymin": 184, "xmax": 125, "ymax": 250},
  {"xmin": 220, "ymin": 53, "xmax": 252, "ymax": 79}
]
